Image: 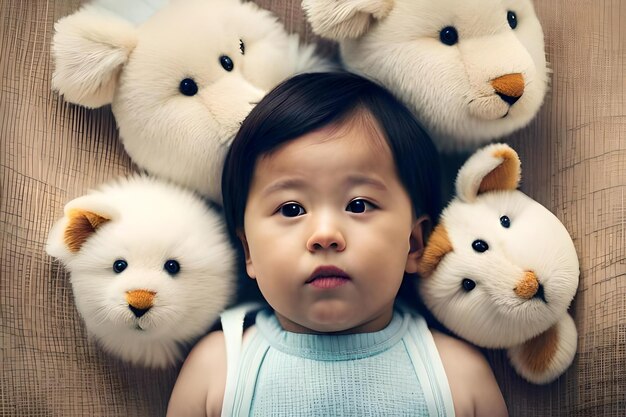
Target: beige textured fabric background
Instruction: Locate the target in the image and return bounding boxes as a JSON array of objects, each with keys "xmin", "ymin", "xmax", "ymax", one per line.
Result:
[{"xmin": 1, "ymin": 0, "xmax": 624, "ymax": 416}]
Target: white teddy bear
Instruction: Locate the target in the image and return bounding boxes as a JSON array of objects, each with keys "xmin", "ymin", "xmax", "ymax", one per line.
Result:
[
  {"xmin": 416, "ymin": 143, "xmax": 579, "ymax": 384},
  {"xmin": 52, "ymin": 0, "xmax": 328, "ymax": 203},
  {"xmin": 46, "ymin": 175, "xmax": 235, "ymax": 368},
  {"xmin": 303, "ymin": 0, "xmax": 549, "ymax": 151}
]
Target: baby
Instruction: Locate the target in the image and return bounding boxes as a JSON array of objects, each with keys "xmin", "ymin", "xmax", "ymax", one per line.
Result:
[{"xmin": 167, "ymin": 72, "xmax": 508, "ymax": 417}]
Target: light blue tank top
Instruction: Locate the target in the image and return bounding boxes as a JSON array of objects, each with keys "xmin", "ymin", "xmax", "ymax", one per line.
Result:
[{"xmin": 220, "ymin": 304, "xmax": 455, "ymax": 417}]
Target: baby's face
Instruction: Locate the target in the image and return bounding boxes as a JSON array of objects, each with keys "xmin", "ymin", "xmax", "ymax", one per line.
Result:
[{"xmin": 242, "ymin": 121, "xmax": 419, "ymax": 334}]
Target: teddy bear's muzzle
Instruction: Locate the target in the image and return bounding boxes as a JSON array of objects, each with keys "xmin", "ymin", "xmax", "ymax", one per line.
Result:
[
  {"xmin": 514, "ymin": 271, "xmax": 547, "ymax": 303},
  {"xmin": 491, "ymin": 73, "xmax": 525, "ymax": 106},
  {"xmin": 126, "ymin": 289, "xmax": 156, "ymax": 318}
]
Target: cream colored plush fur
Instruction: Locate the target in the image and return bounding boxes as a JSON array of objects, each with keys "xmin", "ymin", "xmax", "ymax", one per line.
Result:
[
  {"xmin": 304, "ymin": 0, "xmax": 548, "ymax": 151},
  {"xmin": 52, "ymin": 0, "xmax": 328, "ymax": 203},
  {"xmin": 46, "ymin": 175, "xmax": 235, "ymax": 368},
  {"xmin": 417, "ymin": 144, "xmax": 579, "ymax": 384}
]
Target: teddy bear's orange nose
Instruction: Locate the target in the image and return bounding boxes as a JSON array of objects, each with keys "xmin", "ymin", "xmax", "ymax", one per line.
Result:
[
  {"xmin": 514, "ymin": 271, "xmax": 539, "ymax": 299},
  {"xmin": 126, "ymin": 289, "xmax": 156, "ymax": 318},
  {"xmin": 491, "ymin": 73, "xmax": 525, "ymax": 105}
]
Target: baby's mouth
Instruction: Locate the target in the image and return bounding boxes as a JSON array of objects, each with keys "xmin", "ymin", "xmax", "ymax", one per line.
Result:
[{"xmin": 306, "ymin": 266, "xmax": 351, "ymax": 289}]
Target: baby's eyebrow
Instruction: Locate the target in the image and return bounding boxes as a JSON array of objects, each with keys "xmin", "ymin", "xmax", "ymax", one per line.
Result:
[
  {"xmin": 261, "ymin": 175, "xmax": 387, "ymax": 196},
  {"xmin": 345, "ymin": 175, "xmax": 388, "ymax": 191},
  {"xmin": 262, "ymin": 178, "xmax": 307, "ymax": 195}
]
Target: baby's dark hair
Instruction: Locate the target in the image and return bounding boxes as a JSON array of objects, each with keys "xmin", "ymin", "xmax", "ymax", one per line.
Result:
[{"xmin": 222, "ymin": 72, "xmax": 442, "ymax": 239}]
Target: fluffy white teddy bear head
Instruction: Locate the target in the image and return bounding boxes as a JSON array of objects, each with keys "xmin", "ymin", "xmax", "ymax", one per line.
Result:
[
  {"xmin": 304, "ymin": 0, "xmax": 549, "ymax": 151},
  {"xmin": 52, "ymin": 0, "xmax": 326, "ymax": 203},
  {"xmin": 46, "ymin": 175, "xmax": 236, "ymax": 368},
  {"xmin": 416, "ymin": 144, "xmax": 579, "ymax": 384}
]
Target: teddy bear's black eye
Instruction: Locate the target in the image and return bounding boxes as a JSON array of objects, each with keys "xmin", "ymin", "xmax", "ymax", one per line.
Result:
[
  {"xmin": 113, "ymin": 259, "xmax": 128, "ymax": 273},
  {"xmin": 164, "ymin": 260, "xmax": 180, "ymax": 276},
  {"xmin": 507, "ymin": 11, "xmax": 518, "ymax": 29},
  {"xmin": 472, "ymin": 239, "xmax": 489, "ymax": 253},
  {"xmin": 439, "ymin": 26, "xmax": 459, "ymax": 46},
  {"xmin": 179, "ymin": 78, "xmax": 198, "ymax": 96},
  {"xmin": 220, "ymin": 55, "xmax": 234, "ymax": 71},
  {"xmin": 500, "ymin": 215, "xmax": 511, "ymax": 228},
  {"xmin": 462, "ymin": 278, "xmax": 476, "ymax": 292},
  {"xmin": 239, "ymin": 39, "xmax": 245, "ymax": 55}
]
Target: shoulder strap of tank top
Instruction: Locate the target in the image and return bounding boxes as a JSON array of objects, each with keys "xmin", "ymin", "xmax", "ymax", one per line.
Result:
[
  {"xmin": 400, "ymin": 306, "xmax": 456, "ymax": 417},
  {"xmin": 220, "ymin": 302, "xmax": 262, "ymax": 417}
]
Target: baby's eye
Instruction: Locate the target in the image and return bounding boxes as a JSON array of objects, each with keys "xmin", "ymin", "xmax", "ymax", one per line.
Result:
[
  {"xmin": 279, "ymin": 203, "xmax": 305, "ymax": 217},
  {"xmin": 346, "ymin": 199, "xmax": 376, "ymax": 214}
]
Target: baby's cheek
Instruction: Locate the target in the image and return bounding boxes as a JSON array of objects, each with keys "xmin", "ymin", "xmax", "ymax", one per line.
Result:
[{"xmin": 380, "ymin": 227, "xmax": 412, "ymax": 255}]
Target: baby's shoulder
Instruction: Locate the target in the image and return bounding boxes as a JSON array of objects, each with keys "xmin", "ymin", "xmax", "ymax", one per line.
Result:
[
  {"xmin": 166, "ymin": 330, "xmax": 228, "ymax": 417},
  {"xmin": 430, "ymin": 329, "xmax": 508, "ymax": 417},
  {"xmin": 431, "ymin": 329, "xmax": 488, "ymax": 371}
]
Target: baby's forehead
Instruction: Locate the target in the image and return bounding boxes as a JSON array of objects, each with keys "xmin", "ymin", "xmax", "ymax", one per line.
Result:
[
  {"xmin": 260, "ymin": 125, "xmax": 393, "ymax": 171},
  {"xmin": 251, "ymin": 126, "xmax": 401, "ymax": 198},
  {"xmin": 264, "ymin": 108, "xmax": 392, "ymax": 161}
]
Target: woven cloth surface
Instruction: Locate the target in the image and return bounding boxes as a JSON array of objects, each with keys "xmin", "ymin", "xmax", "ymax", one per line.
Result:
[{"xmin": 1, "ymin": 0, "xmax": 624, "ymax": 416}]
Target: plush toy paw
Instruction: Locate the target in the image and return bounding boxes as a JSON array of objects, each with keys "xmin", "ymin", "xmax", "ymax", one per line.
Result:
[
  {"xmin": 417, "ymin": 143, "xmax": 580, "ymax": 384},
  {"xmin": 508, "ymin": 314, "xmax": 578, "ymax": 384},
  {"xmin": 46, "ymin": 175, "xmax": 236, "ymax": 368}
]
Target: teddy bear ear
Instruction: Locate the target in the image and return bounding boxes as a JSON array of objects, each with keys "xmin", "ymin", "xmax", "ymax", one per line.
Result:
[
  {"xmin": 51, "ymin": 6, "xmax": 138, "ymax": 108},
  {"xmin": 46, "ymin": 194, "xmax": 118, "ymax": 262},
  {"xmin": 507, "ymin": 314, "xmax": 578, "ymax": 384},
  {"xmin": 302, "ymin": 0, "xmax": 394, "ymax": 40},
  {"xmin": 455, "ymin": 143, "xmax": 522, "ymax": 203},
  {"xmin": 414, "ymin": 223, "xmax": 453, "ymax": 278}
]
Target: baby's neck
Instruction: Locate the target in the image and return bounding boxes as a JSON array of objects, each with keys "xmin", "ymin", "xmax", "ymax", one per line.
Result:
[{"xmin": 274, "ymin": 307, "xmax": 395, "ymax": 335}]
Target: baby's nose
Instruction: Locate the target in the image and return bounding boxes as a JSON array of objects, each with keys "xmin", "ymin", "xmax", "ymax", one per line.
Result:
[{"xmin": 306, "ymin": 219, "xmax": 346, "ymax": 252}]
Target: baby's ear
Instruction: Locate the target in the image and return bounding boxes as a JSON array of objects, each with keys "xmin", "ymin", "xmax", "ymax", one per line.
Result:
[
  {"xmin": 405, "ymin": 216, "xmax": 435, "ymax": 274},
  {"xmin": 46, "ymin": 194, "xmax": 118, "ymax": 263},
  {"xmin": 52, "ymin": 6, "xmax": 138, "ymax": 108},
  {"xmin": 302, "ymin": 0, "xmax": 394, "ymax": 40},
  {"xmin": 236, "ymin": 231, "xmax": 256, "ymax": 279},
  {"xmin": 455, "ymin": 143, "xmax": 521, "ymax": 203}
]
